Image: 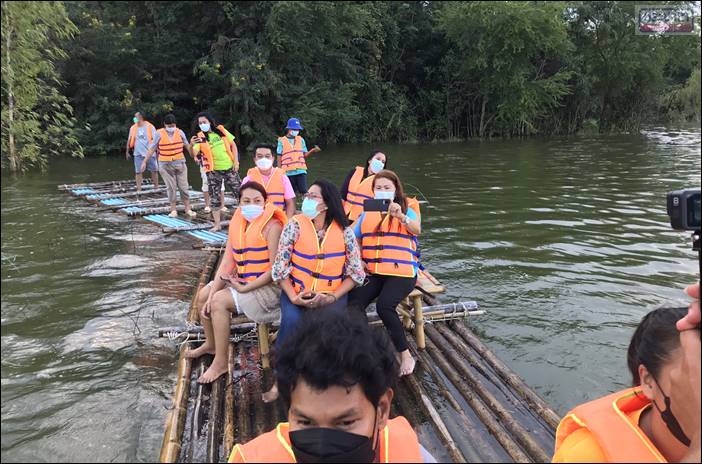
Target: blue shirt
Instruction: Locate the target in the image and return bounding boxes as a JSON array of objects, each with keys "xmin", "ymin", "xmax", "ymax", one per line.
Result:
[
  {"xmin": 277, "ymin": 136, "xmax": 308, "ymax": 175},
  {"xmin": 128, "ymin": 125, "xmax": 154, "ymax": 158}
]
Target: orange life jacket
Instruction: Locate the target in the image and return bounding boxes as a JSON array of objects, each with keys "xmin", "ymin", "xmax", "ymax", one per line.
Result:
[
  {"xmin": 229, "ymin": 203, "xmax": 287, "ymax": 282},
  {"xmin": 156, "ymin": 128, "xmax": 185, "ymax": 162},
  {"xmin": 360, "ymin": 197, "xmax": 420, "ymax": 278},
  {"xmin": 246, "ymin": 167, "xmax": 287, "ymax": 210},
  {"xmin": 228, "ymin": 417, "xmax": 423, "ymax": 463},
  {"xmin": 197, "ymin": 125, "xmax": 237, "ymax": 172},
  {"xmin": 128, "ymin": 121, "xmax": 155, "ymax": 148},
  {"xmin": 278, "ymin": 136, "xmax": 307, "ymax": 172},
  {"xmin": 553, "ymin": 387, "xmax": 666, "ymax": 463},
  {"xmin": 289, "ymin": 214, "xmax": 346, "ymax": 294},
  {"xmin": 344, "ymin": 166, "xmax": 375, "ymax": 221}
]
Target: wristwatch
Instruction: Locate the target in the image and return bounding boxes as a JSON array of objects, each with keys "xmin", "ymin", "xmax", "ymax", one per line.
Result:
[{"xmin": 401, "ymin": 214, "xmax": 410, "ymax": 225}]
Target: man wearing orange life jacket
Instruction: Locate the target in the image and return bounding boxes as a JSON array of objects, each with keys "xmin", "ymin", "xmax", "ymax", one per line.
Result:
[
  {"xmin": 341, "ymin": 150, "xmax": 388, "ymax": 221},
  {"xmin": 276, "ymin": 118, "xmax": 321, "ymax": 196},
  {"xmin": 262, "ymin": 179, "xmax": 365, "ymax": 403},
  {"xmin": 349, "ymin": 170, "xmax": 422, "ymax": 377},
  {"xmin": 553, "ymin": 292, "xmax": 702, "ymax": 463},
  {"xmin": 142, "ymin": 114, "xmax": 196, "ymax": 218},
  {"xmin": 241, "ymin": 143, "xmax": 296, "ymax": 218},
  {"xmin": 188, "ymin": 181, "xmax": 286, "ymax": 384},
  {"xmin": 228, "ymin": 310, "xmax": 436, "ymax": 463},
  {"xmin": 125, "ymin": 111, "xmax": 159, "ymax": 193}
]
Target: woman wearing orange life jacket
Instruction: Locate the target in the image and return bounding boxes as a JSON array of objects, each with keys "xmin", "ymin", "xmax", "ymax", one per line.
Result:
[
  {"xmin": 349, "ymin": 170, "xmax": 422, "ymax": 377},
  {"xmin": 188, "ymin": 182, "xmax": 286, "ymax": 384},
  {"xmin": 553, "ymin": 288, "xmax": 702, "ymax": 463},
  {"xmin": 341, "ymin": 150, "xmax": 388, "ymax": 221},
  {"xmin": 262, "ymin": 179, "xmax": 365, "ymax": 402}
]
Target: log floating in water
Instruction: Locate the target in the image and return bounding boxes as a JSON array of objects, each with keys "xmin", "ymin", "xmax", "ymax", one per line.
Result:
[{"xmin": 450, "ymin": 321, "xmax": 560, "ymax": 430}]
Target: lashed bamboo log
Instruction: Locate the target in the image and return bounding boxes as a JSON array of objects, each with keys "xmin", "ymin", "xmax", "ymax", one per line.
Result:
[
  {"xmin": 450, "ymin": 322, "xmax": 560, "ymax": 430},
  {"xmin": 59, "ymin": 179, "xmax": 150, "ymax": 190},
  {"xmin": 223, "ymin": 343, "xmax": 236, "ymax": 459},
  {"xmin": 403, "ymin": 373, "xmax": 466, "ymax": 463},
  {"xmin": 235, "ymin": 344, "xmax": 251, "ymax": 445},
  {"xmin": 159, "ymin": 345, "xmax": 193, "ymax": 463},
  {"xmin": 424, "ymin": 334, "xmax": 531, "ymax": 462},
  {"xmin": 207, "ymin": 375, "xmax": 226, "ymax": 462},
  {"xmin": 163, "ymin": 220, "xmax": 231, "ymax": 233}
]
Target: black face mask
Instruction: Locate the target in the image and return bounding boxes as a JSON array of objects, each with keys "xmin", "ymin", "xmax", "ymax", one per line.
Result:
[
  {"xmin": 289, "ymin": 411, "xmax": 379, "ymax": 463},
  {"xmin": 650, "ymin": 374, "xmax": 691, "ymax": 447}
]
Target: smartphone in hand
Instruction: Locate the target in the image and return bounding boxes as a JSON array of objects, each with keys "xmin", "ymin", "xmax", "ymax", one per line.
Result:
[{"xmin": 364, "ymin": 199, "xmax": 390, "ymax": 212}]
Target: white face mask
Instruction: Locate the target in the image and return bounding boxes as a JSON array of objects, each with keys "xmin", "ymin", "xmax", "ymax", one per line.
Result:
[
  {"xmin": 165, "ymin": 127, "xmax": 176, "ymax": 134},
  {"xmin": 289, "ymin": 130, "xmax": 300, "ymax": 137},
  {"xmin": 256, "ymin": 157, "xmax": 274, "ymax": 170}
]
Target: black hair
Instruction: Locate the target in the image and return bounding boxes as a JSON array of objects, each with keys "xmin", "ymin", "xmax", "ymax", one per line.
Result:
[
  {"xmin": 163, "ymin": 114, "xmax": 177, "ymax": 126},
  {"xmin": 363, "ymin": 150, "xmax": 388, "ymax": 178},
  {"xmin": 311, "ymin": 179, "xmax": 349, "ymax": 229},
  {"xmin": 626, "ymin": 306, "xmax": 688, "ymax": 385},
  {"xmin": 192, "ymin": 111, "xmax": 219, "ymax": 135},
  {"xmin": 239, "ymin": 181, "xmax": 268, "ymax": 201},
  {"xmin": 276, "ymin": 311, "xmax": 399, "ymax": 408},
  {"xmin": 252, "ymin": 143, "xmax": 276, "ymax": 157}
]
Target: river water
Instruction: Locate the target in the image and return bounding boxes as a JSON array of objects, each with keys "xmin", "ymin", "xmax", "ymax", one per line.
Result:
[{"xmin": 1, "ymin": 129, "xmax": 700, "ymax": 462}]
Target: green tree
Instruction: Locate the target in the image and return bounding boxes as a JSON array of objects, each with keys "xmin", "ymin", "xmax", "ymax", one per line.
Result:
[{"xmin": 1, "ymin": 0, "xmax": 83, "ymax": 172}]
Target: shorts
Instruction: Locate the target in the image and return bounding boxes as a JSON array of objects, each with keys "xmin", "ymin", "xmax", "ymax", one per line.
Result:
[
  {"xmin": 229, "ymin": 284, "xmax": 281, "ymax": 324},
  {"xmin": 134, "ymin": 154, "xmax": 158, "ymax": 174},
  {"xmin": 200, "ymin": 166, "xmax": 225, "ymax": 193}
]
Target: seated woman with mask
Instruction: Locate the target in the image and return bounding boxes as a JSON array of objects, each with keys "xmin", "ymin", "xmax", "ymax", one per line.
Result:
[
  {"xmin": 187, "ymin": 182, "xmax": 286, "ymax": 384},
  {"xmin": 553, "ymin": 283, "xmax": 701, "ymax": 462}
]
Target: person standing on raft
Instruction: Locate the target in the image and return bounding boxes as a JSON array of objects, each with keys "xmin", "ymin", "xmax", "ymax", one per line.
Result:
[
  {"xmin": 276, "ymin": 118, "xmax": 321, "ymax": 196},
  {"xmin": 241, "ymin": 143, "xmax": 296, "ymax": 218},
  {"xmin": 188, "ymin": 182, "xmax": 287, "ymax": 384},
  {"xmin": 349, "ymin": 170, "xmax": 422, "ymax": 376},
  {"xmin": 141, "ymin": 114, "xmax": 196, "ymax": 218},
  {"xmin": 341, "ymin": 150, "xmax": 388, "ymax": 221},
  {"xmin": 126, "ymin": 111, "xmax": 159, "ymax": 194},
  {"xmin": 191, "ymin": 112, "xmax": 241, "ymax": 231}
]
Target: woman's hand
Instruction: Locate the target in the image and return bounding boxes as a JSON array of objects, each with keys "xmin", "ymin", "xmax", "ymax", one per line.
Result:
[
  {"xmin": 289, "ymin": 292, "xmax": 309, "ymax": 307},
  {"xmin": 200, "ymin": 294, "xmax": 213, "ymax": 320},
  {"xmin": 230, "ymin": 279, "xmax": 249, "ymax": 294},
  {"xmin": 190, "ymin": 135, "xmax": 202, "ymax": 144},
  {"xmin": 678, "ymin": 283, "xmax": 701, "ymax": 331},
  {"xmin": 307, "ymin": 293, "xmax": 335, "ymax": 308},
  {"xmin": 388, "ymin": 201, "xmax": 403, "ymax": 219}
]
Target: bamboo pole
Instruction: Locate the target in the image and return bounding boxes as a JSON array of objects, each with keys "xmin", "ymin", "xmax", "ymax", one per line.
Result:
[
  {"xmin": 163, "ymin": 220, "xmax": 231, "ymax": 233},
  {"xmin": 188, "ymin": 252, "xmax": 220, "ymax": 322},
  {"xmin": 124, "ymin": 198, "xmax": 237, "ymax": 217},
  {"xmin": 450, "ymin": 321, "xmax": 560, "ymax": 430},
  {"xmin": 258, "ymin": 323, "xmax": 271, "ymax": 369},
  {"xmin": 235, "ymin": 343, "xmax": 252, "ymax": 444},
  {"xmin": 412, "ymin": 294, "xmax": 426, "ymax": 349},
  {"xmin": 428, "ymin": 325, "xmax": 550, "ymax": 462},
  {"xmin": 59, "ymin": 179, "xmax": 149, "ymax": 190},
  {"xmin": 159, "ymin": 345, "xmax": 193, "ymax": 463},
  {"xmin": 88, "ymin": 187, "xmax": 168, "ymax": 202},
  {"xmin": 223, "ymin": 343, "xmax": 236, "ymax": 460},
  {"xmin": 423, "ymin": 334, "xmax": 531, "ymax": 463},
  {"xmin": 206, "ymin": 374, "xmax": 225, "ymax": 462},
  {"xmin": 403, "ymin": 372, "xmax": 466, "ymax": 463},
  {"xmin": 408, "ymin": 339, "xmax": 501, "ymax": 462}
]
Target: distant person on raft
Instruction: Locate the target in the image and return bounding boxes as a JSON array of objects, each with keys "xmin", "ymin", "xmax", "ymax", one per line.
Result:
[
  {"xmin": 241, "ymin": 143, "xmax": 296, "ymax": 218},
  {"xmin": 341, "ymin": 149, "xmax": 389, "ymax": 221},
  {"xmin": 191, "ymin": 112, "xmax": 241, "ymax": 231},
  {"xmin": 276, "ymin": 118, "xmax": 321, "ymax": 196},
  {"xmin": 141, "ymin": 114, "xmax": 196, "ymax": 218},
  {"xmin": 126, "ymin": 111, "xmax": 159, "ymax": 194}
]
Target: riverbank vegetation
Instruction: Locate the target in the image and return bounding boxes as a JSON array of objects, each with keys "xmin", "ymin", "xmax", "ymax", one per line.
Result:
[{"xmin": 2, "ymin": 1, "xmax": 700, "ymax": 171}]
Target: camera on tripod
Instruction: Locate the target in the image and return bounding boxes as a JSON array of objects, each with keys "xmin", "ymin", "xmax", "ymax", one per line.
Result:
[{"xmin": 667, "ymin": 188, "xmax": 701, "ymax": 253}]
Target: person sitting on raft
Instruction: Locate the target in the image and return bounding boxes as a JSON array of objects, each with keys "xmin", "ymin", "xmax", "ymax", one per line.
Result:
[
  {"xmin": 191, "ymin": 112, "xmax": 241, "ymax": 232},
  {"xmin": 349, "ymin": 170, "xmax": 422, "ymax": 376},
  {"xmin": 341, "ymin": 150, "xmax": 388, "ymax": 221},
  {"xmin": 276, "ymin": 117, "xmax": 321, "ymax": 196},
  {"xmin": 553, "ymin": 283, "xmax": 701, "ymax": 463},
  {"xmin": 125, "ymin": 111, "xmax": 159, "ymax": 194},
  {"xmin": 228, "ymin": 310, "xmax": 436, "ymax": 463},
  {"xmin": 187, "ymin": 182, "xmax": 287, "ymax": 384},
  {"xmin": 263, "ymin": 179, "xmax": 365, "ymax": 402},
  {"xmin": 241, "ymin": 143, "xmax": 296, "ymax": 218},
  {"xmin": 141, "ymin": 114, "xmax": 196, "ymax": 218}
]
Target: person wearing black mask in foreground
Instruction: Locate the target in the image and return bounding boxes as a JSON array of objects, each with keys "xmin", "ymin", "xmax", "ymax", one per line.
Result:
[{"xmin": 228, "ymin": 311, "xmax": 436, "ymax": 463}]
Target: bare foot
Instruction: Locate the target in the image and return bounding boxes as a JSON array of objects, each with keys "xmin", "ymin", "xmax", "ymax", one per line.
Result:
[
  {"xmin": 209, "ymin": 226, "xmax": 222, "ymax": 232},
  {"xmin": 185, "ymin": 343, "xmax": 215, "ymax": 359},
  {"xmin": 399, "ymin": 351, "xmax": 416, "ymax": 376},
  {"xmin": 262, "ymin": 384, "xmax": 279, "ymax": 403},
  {"xmin": 198, "ymin": 359, "xmax": 228, "ymax": 384}
]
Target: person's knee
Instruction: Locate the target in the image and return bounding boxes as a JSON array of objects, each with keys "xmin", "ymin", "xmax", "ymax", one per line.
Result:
[
  {"xmin": 197, "ymin": 284, "xmax": 211, "ymax": 305},
  {"xmin": 211, "ymin": 290, "xmax": 233, "ymax": 313}
]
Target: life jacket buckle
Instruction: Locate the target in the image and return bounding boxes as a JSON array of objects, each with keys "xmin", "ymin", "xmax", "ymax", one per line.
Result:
[
  {"xmin": 311, "ymin": 272, "xmax": 321, "ymax": 279},
  {"xmin": 316, "ymin": 254, "xmax": 325, "ymax": 260}
]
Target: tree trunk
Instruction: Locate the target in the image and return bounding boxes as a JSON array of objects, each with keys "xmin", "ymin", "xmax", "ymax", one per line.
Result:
[
  {"xmin": 479, "ymin": 96, "xmax": 487, "ymax": 139},
  {"xmin": 4, "ymin": 9, "xmax": 18, "ymax": 172}
]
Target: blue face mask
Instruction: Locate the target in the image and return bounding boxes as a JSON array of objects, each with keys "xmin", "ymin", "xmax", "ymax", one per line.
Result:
[
  {"xmin": 289, "ymin": 130, "xmax": 300, "ymax": 137},
  {"xmin": 241, "ymin": 204, "xmax": 264, "ymax": 222},
  {"xmin": 302, "ymin": 198, "xmax": 321, "ymax": 219},
  {"xmin": 369, "ymin": 158, "xmax": 385, "ymax": 174},
  {"xmin": 199, "ymin": 123, "xmax": 211, "ymax": 132},
  {"xmin": 133, "ymin": 117, "xmax": 139, "ymax": 124},
  {"xmin": 374, "ymin": 190, "xmax": 394, "ymax": 201}
]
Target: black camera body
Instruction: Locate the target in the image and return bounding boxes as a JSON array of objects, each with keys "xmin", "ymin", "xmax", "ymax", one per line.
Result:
[{"xmin": 666, "ymin": 188, "xmax": 701, "ymax": 231}]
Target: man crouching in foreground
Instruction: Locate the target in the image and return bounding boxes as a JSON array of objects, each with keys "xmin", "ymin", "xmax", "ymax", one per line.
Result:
[{"xmin": 228, "ymin": 310, "xmax": 436, "ymax": 463}]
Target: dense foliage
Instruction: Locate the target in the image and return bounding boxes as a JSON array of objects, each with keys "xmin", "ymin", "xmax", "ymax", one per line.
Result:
[{"xmin": 2, "ymin": 1, "xmax": 700, "ymax": 170}]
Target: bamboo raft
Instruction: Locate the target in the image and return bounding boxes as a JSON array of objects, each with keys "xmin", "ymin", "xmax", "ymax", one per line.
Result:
[{"xmin": 60, "ymin": 179, "xmax": 559, "ymax": 463}]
